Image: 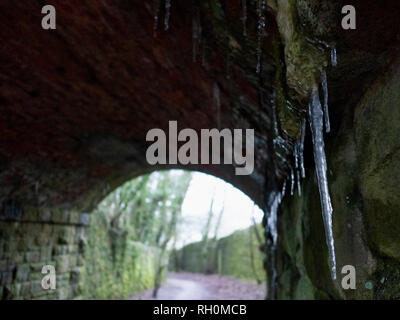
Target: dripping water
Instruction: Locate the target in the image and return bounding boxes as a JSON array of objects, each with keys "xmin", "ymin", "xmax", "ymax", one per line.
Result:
[
  {"xmin": 296, "ymin": 170, "xmax": 301, "ymax": 196},
  {"xmin": 164, "ymin": 0, "xmax": 171, "ymax": 31},
  {"xmin": 290, "ymin": 169, "xmax": 295, "ymax": 196},
  {"xmin": 321, "ymin": 70, "xmax": 331, "ymax": 133},
  {"xmin": 309, "ymin": 86, "xmax": 336, "ymax": 280}
]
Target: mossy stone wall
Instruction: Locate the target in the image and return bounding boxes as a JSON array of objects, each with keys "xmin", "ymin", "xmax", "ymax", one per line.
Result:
[
  {"xmin": 174, "ymin": 226, "xmax": 265, "ymax": 283},
  {"xmin": 79, "ymin": 210, "xmax": 162, "ymax": 300},
  {"xmin": 0, "ymin": 205, "xmax": 88, "ymax": 300},
  {"xmin": 0, "ymin": 205, "xmax": 162, "ymax": 300}
]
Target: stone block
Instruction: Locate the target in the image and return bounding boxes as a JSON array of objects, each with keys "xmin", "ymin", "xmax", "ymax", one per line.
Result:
[
  {"xmin": 77, "ymin": 255, "xmax": 84, "ymax": 267},
  {"xmin": 30, "ymin": 280, "xmax": 47, "ymax": 298},
  {"xmin": 68, "ymin": 245, "xmax": 78, "ymax": 254},
  {"xmin": 11, "ymin": 251, "xmax": 25, "ymax": 264},
  {"xmin": 53, "ymin": 245, "xmax": 68, "ymax": 255},
  {"xmin": 30, "ymin": 262, "xmax": 45, "ymax": 272},
  {"xmin": 40, "ymin": 246, "xmax": 52, "ymax": 261},
  {"xmin": 30, "ymin": 271, "xmax": 44, "ymax": 281},
  {"xmin": 70, "ymin": 267, "xmax": 81, "ymax": 284},
  {"xmin": 22, "ymin": 206, "xmax": 38, "ymax": 222},
  {"xmin": 10, "ymin": 283, "xmax": 21, "ymax": 297},
  {"xmin": 80, "ymin": 213, "xmax": 90, "ymax": 226},
  {"xmin": 57, "ymin": 227, "xmax": 74, "ymax": 245},
  {"xmin": 69, "ymin": 255, "xmax": 77, "ymax": 268},
  {"xmin": 16, "ymin": 264, "xmax": 30, "ymax": 282},
  {"xmin": 39, "ymin": 208, "xmax": 52, "ymax": 222},
  {"xmin": 25, "ymin": 251, "xmax": 40, "ymax": 263},
  {"xmin": 20, "ymin": 281, "xmax": 31, "ymax": 296},
  {"xmin": 1, "ymin": 271, "xmax": 11, "ymax": 286},
  {"xmin": 57, "ymin": 286, "xmax": 69, "ymax": 300},
  {"xmin": 69, "ymin": 212, "xmax": 80, "ymax": 224},
  {"xmin": 55, "ymin": 255, "xmax": 70, "ymax": 273}
]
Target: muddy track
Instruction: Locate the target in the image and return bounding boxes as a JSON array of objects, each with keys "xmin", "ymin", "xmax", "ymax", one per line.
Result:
[{"xmin": 131, "ymin": 272, "xmax": 266, "ymax": 300}]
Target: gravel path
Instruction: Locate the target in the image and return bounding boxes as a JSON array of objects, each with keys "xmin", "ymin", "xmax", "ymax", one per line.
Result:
[{"xmin": 131, "ymin": 272, "xmax": 266, "ymax": 300}]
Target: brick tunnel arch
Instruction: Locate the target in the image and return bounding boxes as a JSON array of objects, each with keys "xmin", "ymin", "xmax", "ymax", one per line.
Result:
[
  {"xmin": 0, "ymin": 0, "xmax": 282, "ymax": 212},
  {"xmin": 1, "ymin": 0, "xmax": 400, "ymax": 300}
]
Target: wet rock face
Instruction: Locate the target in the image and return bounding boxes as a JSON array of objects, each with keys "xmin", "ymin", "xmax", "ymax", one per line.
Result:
[
  {"xmin": 278, "ymin": 54, "xmax": 400, "ymax": 300},
  {"xmin": 0, "ymin": 0, "xmax": 400, "ymax": 299}
]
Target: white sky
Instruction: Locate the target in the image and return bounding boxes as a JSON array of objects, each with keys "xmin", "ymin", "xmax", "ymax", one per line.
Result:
[{"xmin": 176, "ymin": 171, "xmax": 263, "ymax": 248}]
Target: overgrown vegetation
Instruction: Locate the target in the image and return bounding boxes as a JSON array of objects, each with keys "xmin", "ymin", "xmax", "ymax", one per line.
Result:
[{"xmin": 80, "ymin": 170, "xmax": 192, "ymax": 299}]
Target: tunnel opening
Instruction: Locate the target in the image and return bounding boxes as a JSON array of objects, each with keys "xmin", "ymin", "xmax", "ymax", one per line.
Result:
[{"xmin": 82, "ymin": 169, "xmax": 266, "ymax": 300}]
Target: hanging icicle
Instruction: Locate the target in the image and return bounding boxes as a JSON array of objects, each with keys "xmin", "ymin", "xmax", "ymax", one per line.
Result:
[
  {"xmin": 290, "ymin": 169, "xmax": 295, "ymax": 196},
  {"xmin": 321, "ymin": 70, "xmax": 331, "ymax": 133},
  {"xmin": 294, "ymin": 145, "xmax": 299, "ymax": 169},
  {"xmin": 153, "ymin": 0, "xmax": 161, "ymax": 36},
  {"xmin": 265, "ymin": 191, "xmax": 282, "ymax": 298},
  {"xmin": 309, "ymin": 86, "xmax": 337, "ymax": 280},
  {"xmin": 164, "ymin": 0, "xmax": 171, "ymax": 31},
  {"xmin": 299, "ymin": 119, "xmax": 306, "ymax": 178},
  {"xmin": 281, "ymin": 180, "xmax": 287, "ymax": 198},
  {"xmin": 331, "ymin": 48, "xmax": 337, "ymax": 67},
  {"xmin": 296, "ymin": 170, "xmax": 302, "ymax": 196}
]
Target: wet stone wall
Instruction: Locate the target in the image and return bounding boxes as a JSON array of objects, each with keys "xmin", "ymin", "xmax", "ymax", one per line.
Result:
[{"xmin": 0, "ymin": 204, "xmax": 89, "ymax": 300}]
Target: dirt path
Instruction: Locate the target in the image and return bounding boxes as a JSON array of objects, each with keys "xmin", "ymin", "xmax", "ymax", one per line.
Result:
[{"xmin": 131, "ymin": 272, "xmax": 266, "ymax": 300}]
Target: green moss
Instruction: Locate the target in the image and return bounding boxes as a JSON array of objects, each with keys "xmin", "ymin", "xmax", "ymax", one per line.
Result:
[
  {"xmin": 355, "ymin": 58, "xmax": 400, "ymax": 260},
  {"xmin": 176, "ymin": 226, "xmax": 265, "ymax": 283},
  {"xmin": 294, "ymin": 275, "xmax": 315, "ymax": 300},
  {"xmin": 275, "ymin": 0, "xmax": 328, "ymax": 100},
  {"xmin": 78, "ymin": 210, "xmax": 163, "ymax": 299}
]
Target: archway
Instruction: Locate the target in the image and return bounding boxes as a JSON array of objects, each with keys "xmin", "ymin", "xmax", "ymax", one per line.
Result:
[
  {"xmin": 80, "ymin": 169, "xmax": 266, "ymax": 300},
  {"xmin": 1, "ymin": 0, "xmax": 400, "ymax": 300}
]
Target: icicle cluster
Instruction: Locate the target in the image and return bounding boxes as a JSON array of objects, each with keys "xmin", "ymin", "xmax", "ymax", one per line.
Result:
[
  {"xmin": 309, "ymin": 86, "xmax": 336, "ymax": 280},
  {"xmin": 283, "ymin": 68, "xmax": 335, "ymax": 279}
]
